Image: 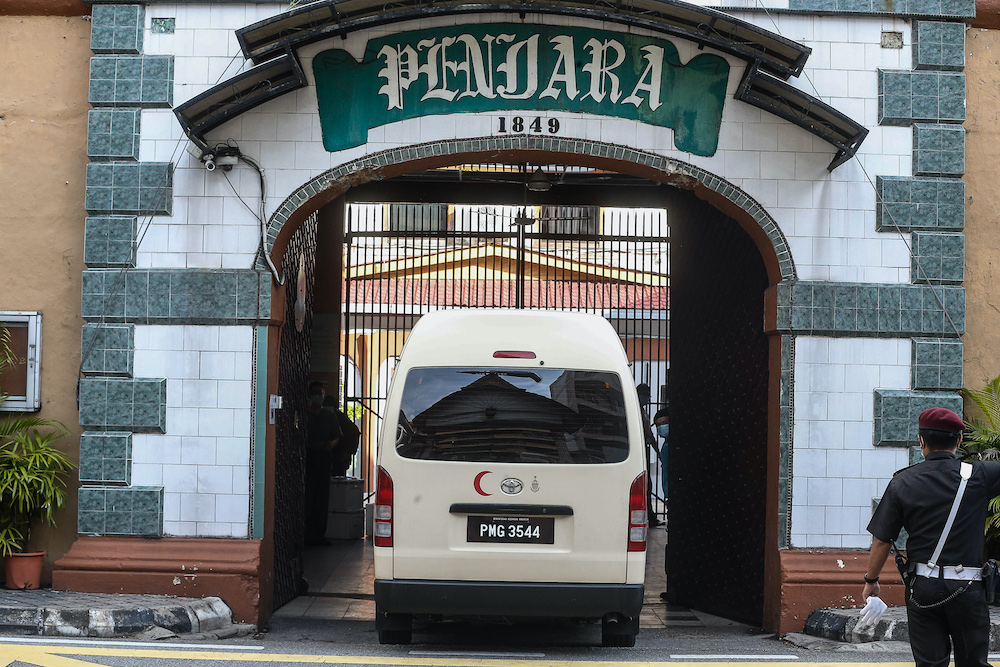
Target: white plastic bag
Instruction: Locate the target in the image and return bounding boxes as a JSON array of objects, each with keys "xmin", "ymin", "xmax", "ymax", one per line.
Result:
[{"xmin": 857, "ymin": 595, "xmax": 887, "ymax": 628}]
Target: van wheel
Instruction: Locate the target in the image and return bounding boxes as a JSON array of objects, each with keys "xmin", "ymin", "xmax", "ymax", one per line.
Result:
[
  {"xmin": 602, "ymin": 614, "xmax": 637, "ymax": 647},
  {"xmin": 376, "ymin": 607, "xmax": 412, "ymax": 645},
  {"xmin": 378, "ymin": 629, "xmax": 412, "ymax": 645}
]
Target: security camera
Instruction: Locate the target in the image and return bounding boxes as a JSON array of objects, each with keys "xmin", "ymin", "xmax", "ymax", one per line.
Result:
[{"xmin": 203, "ymin": 156, "xmax": 216, "ymax": 171}]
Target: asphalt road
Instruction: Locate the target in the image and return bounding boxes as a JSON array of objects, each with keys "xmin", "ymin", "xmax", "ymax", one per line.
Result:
[{"xmin": 0, "ymin": 615, "xmax": 932, "ymax": 667}]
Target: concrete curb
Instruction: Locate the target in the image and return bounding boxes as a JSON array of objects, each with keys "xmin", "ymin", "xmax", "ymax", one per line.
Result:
[
  {"xmin": 804, "ymin": 607, "xmax": 910, "ymax": 645},
  {"xmin": 784, "ymin": 632, "xmax": 912, "ymax": 652},
  {"xmin": 804, "ymin": 606, "xmax": 1000, "ymax": 649},
  {"xmin": 0, "ymin": 590, "xmax": 246, "ymax": 638}
]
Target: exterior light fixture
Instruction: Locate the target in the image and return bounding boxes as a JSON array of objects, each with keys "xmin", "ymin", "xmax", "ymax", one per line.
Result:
[{"xmin": 526, "ymin": 167, "xmax": 551, "ymax": 192}]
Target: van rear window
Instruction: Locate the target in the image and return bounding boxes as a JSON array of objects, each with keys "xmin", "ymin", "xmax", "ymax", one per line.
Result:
[{"xmin": 395, "ymin": 367, "xmax": 629, "ymax": 463}]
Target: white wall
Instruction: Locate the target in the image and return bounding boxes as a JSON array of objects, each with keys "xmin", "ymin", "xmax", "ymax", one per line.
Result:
[
  {"xmin": 791, "ymin": 337, "xmax": 912, "ymax": 548},
  {"xmin": 132, "ymin": 325, "xmax": 254, "ymax": 537},
  {"xmin": 136, "ymin": 4, "xmax": 922, "ymax": 540}
]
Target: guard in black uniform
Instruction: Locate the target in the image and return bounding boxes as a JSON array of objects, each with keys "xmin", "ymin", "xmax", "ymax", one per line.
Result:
[{"xmin": 864, "ymin": 407, "xmax": 1000, "ymax": 667}]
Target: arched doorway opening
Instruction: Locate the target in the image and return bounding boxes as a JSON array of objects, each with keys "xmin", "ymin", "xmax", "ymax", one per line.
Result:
[{"xmin": 262, "ymin": 139, "xmax": 790, "ymax": 628}]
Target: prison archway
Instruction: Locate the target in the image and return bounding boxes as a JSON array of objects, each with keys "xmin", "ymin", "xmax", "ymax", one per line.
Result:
[{"xmin": 264, "ymin": 141, "xmax": 788, "ymax": 627}]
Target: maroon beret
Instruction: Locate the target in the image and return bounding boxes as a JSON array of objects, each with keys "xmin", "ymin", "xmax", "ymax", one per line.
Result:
[{"xmin": 918, "ymin": 407, "xmax": 964, "ymax": 432}]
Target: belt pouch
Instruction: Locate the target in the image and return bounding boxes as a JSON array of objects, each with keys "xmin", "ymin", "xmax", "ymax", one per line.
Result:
[
  {"xmin": 895, "ymin": 550, "xmax": 915, "ymax": 588},
  {"xmin": 982, "ymin": 559, "xmax": 998, "ymax": 603}
]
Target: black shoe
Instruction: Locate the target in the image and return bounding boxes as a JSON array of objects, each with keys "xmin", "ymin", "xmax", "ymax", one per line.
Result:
[{"xmin": 659, "ymin": 591, "xmax": 669, "ymax": 601}]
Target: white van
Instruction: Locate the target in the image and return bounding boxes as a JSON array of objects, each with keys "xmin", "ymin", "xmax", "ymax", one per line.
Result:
[{"xmin": 372, "ymin": 309, "xmax": 647, "ymax": 646}]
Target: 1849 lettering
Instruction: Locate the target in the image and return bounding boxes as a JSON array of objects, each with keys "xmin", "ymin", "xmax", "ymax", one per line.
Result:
[{"xmin": 497, "ymin": 116, "xmax": 560, "ymax": 134}]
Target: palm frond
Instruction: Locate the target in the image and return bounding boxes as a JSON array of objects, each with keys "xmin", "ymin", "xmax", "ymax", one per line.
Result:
[{"xmin": 964, "ymin": 375, "xmax": 1000, "ymax": 432}]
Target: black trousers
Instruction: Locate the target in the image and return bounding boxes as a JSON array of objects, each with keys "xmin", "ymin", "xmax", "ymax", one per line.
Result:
[
  {"xmin": 907, "ymin": 577, "xmax": 991, "ymax": 667},
  {"xmin": 303, "ymin": 447, "xmax": 333, "ymax": 543}
]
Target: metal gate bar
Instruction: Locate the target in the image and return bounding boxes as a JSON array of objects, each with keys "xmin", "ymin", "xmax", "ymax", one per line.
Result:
[{"xmin": 342, "ymin": 202, "xmax": 669, "ymax": 517}]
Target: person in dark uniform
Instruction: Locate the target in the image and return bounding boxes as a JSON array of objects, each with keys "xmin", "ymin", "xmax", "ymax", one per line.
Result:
[
  {"xmin": 636, "ymin": 383, "xmax": 664, "ymax": 527},
  {"xmin": 304, "ymin": 381, "xmax": 343, "ymax": 546},
  {"xmin": 864, "ymin": 407, "xmax": 1000, "ymax": 667}
]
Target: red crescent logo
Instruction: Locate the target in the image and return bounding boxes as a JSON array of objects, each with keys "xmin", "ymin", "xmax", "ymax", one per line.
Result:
[{"xmin": 474, "ymin": 471, "xmax": 492, "ymax": 496}]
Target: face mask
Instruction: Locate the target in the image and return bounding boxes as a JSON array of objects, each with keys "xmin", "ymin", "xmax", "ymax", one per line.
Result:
[
  {"xmin": 656, "ymin": 424, "xmax": 669, "ymax": 438},
  {"xmin": 309, "ymin": 394, "xmax": 324, "ymax": 407}
]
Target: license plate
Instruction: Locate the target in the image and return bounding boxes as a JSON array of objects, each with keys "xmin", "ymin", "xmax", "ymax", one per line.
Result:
[{"xmin": 467, "ymin": 515, "xmax": 555, "ymax": 544}]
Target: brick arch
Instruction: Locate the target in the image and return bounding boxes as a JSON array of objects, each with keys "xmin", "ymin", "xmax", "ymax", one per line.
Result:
[{"xmin": 258, "ymin": 135, "xmax": 795, "ymax": 285}]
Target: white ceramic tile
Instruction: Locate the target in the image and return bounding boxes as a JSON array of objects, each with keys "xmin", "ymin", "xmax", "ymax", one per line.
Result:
[
  {"xmin": 182, "ymin": 380, "xmax": 219, "ymax": 408},
  {"xmin": 164, "ymin": 521, "xmax": 197, "ymax": 536},
  {"xmin": 183, "ymin": 326, "xmax": 220, "ymax": 351},
  {"xmin": 131, "ymin": 463, "xmax": 163, "ymax": 486},
  {"xmin": 198, "ymin": 408, "xmax": 236, "ymax": 437},
  {"xmin": 180, "ymin": 492, "xmax": 217, "ymax": 522},
  {"xmin": 844, "ymin": 421, "xmax": 875, "ymax": 450},
  {"xmin": 794, "ymin": 449, "xmax": 827, "ymax": 477},
  {"xmin": 806, "ymin": 534, "xmax": 839, "ymax": 548},
  {"xmin": 215, "ymin": 437, "xmax": 250, "ymax": 466},
  {"xmin": 232, "ymin": 466, "xmax": 251, "ymax": 495},
  {"xmin": 163, "ymin": 491, "xmax": 181, "ymax": 522},
  {"xmin": 219, "ymin": 326, "xmax": 255, "ymax": 352},
  {"xmin": 842, "ymin": 534, "xmax": 874, "ymax": 549},
  {"xmin": 180, "ymin": 436, "xmax": 217, "ymax": 465},
  {"xmin": 196, "ymin": 522, "xmax": 235, "ymax": 537},
  {"xmin": 166, "ymin": 408, "xmax": 200, "ymax": 436},
  {"xmin": 217, "ymin": 380, "xmax": 252, "ymax": 409},
  {"xmin": 861, "ymin": 449, "xmax": 905, "ymax": 479},
  {"xmin": 827, "ymin": 450, "xmax": 863, "ymax": 478},
  {"xmin": 132, "ymin": 434, "xmax": 182, "ymax": 465},
  {"xmin": 163, "ymin": 464, "xmax": 199, "ymax": 493},
  {"xmin": 808, "ymin": 420, "xmax": 845, "ymax": 450},
  {"xmin": 825, "ymin": 506, "xmax": 862, "ymax": 534},
  {"xmin": 842, "ymin": 477, "xmax": 878, "ymax": 506},
  {"xmin": 200, "ymin": 351, "xmax": 236, "ymax": 380},
  {"xmin": 216, "ymin": 494, "xmax": 250, "ymax": 523},
  {"xmin": 198, "ymin": 466, "xmax": 234, "ymax": 494},
  {"xmin": 806, "ymin": 477, "xmax": 843, "ymax": 506}
]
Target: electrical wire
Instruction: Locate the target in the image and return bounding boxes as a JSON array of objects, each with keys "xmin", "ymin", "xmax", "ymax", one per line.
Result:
[
  {"xmin": 220, "ymin": 149, "xmax": 285, "ymax": 286},
  {"xmin": 77, "ymin": 51, "xmax": 248, "ymax": 396}
]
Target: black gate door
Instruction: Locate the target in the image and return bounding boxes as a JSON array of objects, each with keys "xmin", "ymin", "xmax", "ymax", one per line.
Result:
[
  {"xmin": 666, "ymin": 194, "xmax": 770, "ymax": 626},
  {"xmin": 272, "ymin": 213, "xmax": 318, "ymax": 611}
]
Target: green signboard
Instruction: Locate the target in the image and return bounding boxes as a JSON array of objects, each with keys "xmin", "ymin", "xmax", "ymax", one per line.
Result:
[{"xmin": 313, "ymin": 24, "xmax": 730, "ymax": 156}]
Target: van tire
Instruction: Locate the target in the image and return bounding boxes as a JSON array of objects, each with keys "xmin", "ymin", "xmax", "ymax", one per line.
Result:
[
  {"xmin": 378, "ymin": 629, "xmax": 412, "ymax": 645},
  {"xmin": 376, "ymin": 607, "xmax": 412, "ymax": 645},
  {"xmin": 601, "ymin": 614, "xmax": 637, "ymax": 647}
]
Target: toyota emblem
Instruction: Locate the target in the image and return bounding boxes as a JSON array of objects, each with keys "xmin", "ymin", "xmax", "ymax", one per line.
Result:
[{"xmin": 500, "ymin": 478, "xmax": 524, "ymax": 495}]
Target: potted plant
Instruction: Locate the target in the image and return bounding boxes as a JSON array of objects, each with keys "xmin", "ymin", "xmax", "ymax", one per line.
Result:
[{"xmin": 0, "ymin": 327, "xmax": 73, "ymax": 589}]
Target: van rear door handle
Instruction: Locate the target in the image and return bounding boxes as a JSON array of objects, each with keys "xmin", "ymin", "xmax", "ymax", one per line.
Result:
[{"xmin": 449, "ymin": 504, "xmax": 573, "ymax": 516}]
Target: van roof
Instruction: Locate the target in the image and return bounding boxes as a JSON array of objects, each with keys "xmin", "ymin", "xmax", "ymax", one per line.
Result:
[{"xmin": 398, "ymin": 309, "xmax": 630, "ymax": 370}]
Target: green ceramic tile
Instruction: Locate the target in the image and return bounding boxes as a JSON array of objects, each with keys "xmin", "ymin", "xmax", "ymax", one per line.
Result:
[
  {"xmin": 78, "ymin": 488, "xmax": 107, "ymax": 513},
  {"xmin": 131, "ymin": 512, "xmax": 162, "ymax": 536},
  {"xmin": 77, "ymin": 511, "xmax": 106, "ymax": 534},
  {"xmin": 105, "ymin": 512, "xmax": 132, "ymax": 534},
  {"xmin": 78, "ymin": 457, "xmax": 103, "ymax": 483},
  {"xmin": 874, "ymin": 389, "xmax": 962, "ymax": 446},
  {"xmin": 913, "ymin": 125, "xmax": 964, "ymax": 177},
  {"xmin": 876, "ymin": 176, "xmax": 965, "ymax": 231},
  {"xmin": 103, "ymin": 459, "xmax": 129, "ymax": 484}
]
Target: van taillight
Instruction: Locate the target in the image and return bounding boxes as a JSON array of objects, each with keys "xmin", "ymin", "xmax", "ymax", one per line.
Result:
[
  {"xmin": 493, "ymin": 350, "xmax": 536, "ymax": 359},
  {"xmin": 628, "ymin": 472, "xmax": 647, "ymax": 552},
  {"xmin": 374, "ymin": 466, "xmax": 393, "ymax": 548}
]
